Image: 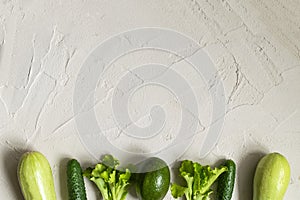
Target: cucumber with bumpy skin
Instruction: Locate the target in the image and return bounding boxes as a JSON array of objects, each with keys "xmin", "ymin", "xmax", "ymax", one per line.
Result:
[
  {"xmin": 18, "ymin": 151, "xmax": 57, "ymax": 200},
  {"xmin": 67, "ymin": 159, "xmax": 87, "ymax": 200},
  {"xmin": 217, "ymin": 159, "xmax": 236, "ymax": 200}
]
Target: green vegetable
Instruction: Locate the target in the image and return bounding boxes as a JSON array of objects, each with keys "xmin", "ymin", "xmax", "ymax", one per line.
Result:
[
  {"xmin": 253, "ymin": 152, "xmax": 290, "ymax": 200},
  {"xmin": 83, "ymin": 155, "xmax": 131, "ymax": 200},
  {"xmin": 217, "ymin": 159, "xmax": 236, "ymax": 200},
  {"xmin": 67, "ymin": 159, "xmax": 87, "ymax": 200},
  {"xmin": 171, "ymin": 160, "xmax": 227, "ymax": 200},
  {"xmin": 135, "ymin": 157, "xmax": 170, "ymax": 200},
  {"xmin": 18, "ymin": 151, "xmax": 57, "ymax": 200}
]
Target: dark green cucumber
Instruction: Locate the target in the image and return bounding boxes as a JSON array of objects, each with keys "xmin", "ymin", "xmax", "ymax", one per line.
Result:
[
  {"xmin": 67, "ymin": 159, "xmax": 87, "ymax": 200},
  {"xmin": 217, "ymin": 159, "xmax": 236, "ymax": 200}
]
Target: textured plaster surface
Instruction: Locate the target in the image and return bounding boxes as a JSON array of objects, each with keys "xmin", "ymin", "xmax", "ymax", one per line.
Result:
[{"xmin": 0, "ymin": 0, "xmax": 299, "ymax": 199}]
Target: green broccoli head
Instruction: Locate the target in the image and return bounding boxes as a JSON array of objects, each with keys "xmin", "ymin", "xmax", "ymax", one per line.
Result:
[{"xmin": 83, "ymin": 155, "xmax": 131, "ymax": 200}]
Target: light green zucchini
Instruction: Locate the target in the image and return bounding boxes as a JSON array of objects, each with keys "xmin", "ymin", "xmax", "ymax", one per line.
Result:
[{"xmin": 18, "ymin": 151, "xmax": 57, "ymax": 200}]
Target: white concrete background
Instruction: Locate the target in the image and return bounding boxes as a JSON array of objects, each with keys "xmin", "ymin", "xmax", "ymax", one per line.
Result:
[{"xmin": 0, "ymin": 0, "xmax": 300, "ymax": 199}]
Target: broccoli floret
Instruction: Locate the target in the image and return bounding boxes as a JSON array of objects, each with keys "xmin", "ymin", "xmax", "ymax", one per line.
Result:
[{"xmin": 83, "ymin": 155, "xmax": 131, "ymax": 200}]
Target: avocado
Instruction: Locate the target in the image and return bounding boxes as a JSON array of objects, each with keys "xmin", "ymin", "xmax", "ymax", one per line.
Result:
[{"xmin": 136, "ymin": 157, "xmax": 170, "ymax": 200}]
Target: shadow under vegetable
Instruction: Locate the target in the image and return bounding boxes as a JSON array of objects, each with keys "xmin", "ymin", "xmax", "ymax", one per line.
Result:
[
  {"xmin": 238, "ymin": 151, "xmax": 266, "ymax": 200},
  {"xmin": 3, "ymin": 148, "xmax": 28, "ymax": 199}
]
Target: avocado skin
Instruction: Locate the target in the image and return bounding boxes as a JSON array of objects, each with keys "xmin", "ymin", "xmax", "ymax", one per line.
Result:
[{"xmin": 136, "ymin": 157, "xmax": 170, "ymax": 200}]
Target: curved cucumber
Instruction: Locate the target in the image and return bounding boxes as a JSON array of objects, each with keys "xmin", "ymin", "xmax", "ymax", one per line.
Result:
[
  {"xmin": 18, "ymin": 151, "xmax": 57, "ymax": 200},
  {"xmin": 217, "ymin": 159, "xmax": 236, "ymax": 200},
  {"xmin": 253, "ymin": 152, "xmax": 290, "ymax": 200},
  {"xmin": 66, "ymin": 159, "xmax": 87, "ymax": 200}
]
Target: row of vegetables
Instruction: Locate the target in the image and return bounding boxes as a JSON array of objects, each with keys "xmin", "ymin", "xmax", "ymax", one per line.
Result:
[{"xmin": 17, "ymin": 151, "xmax": 290, "ymax": 200}]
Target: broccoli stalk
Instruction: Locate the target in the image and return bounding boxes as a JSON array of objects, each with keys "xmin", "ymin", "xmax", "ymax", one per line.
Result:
[
  {"xmin": 83, "ymin": 155, "xmax": 131, "ymax": 200},
  {"xmin": 171, "ymin": 160, "xmax": 227, "ymax": 200}
]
